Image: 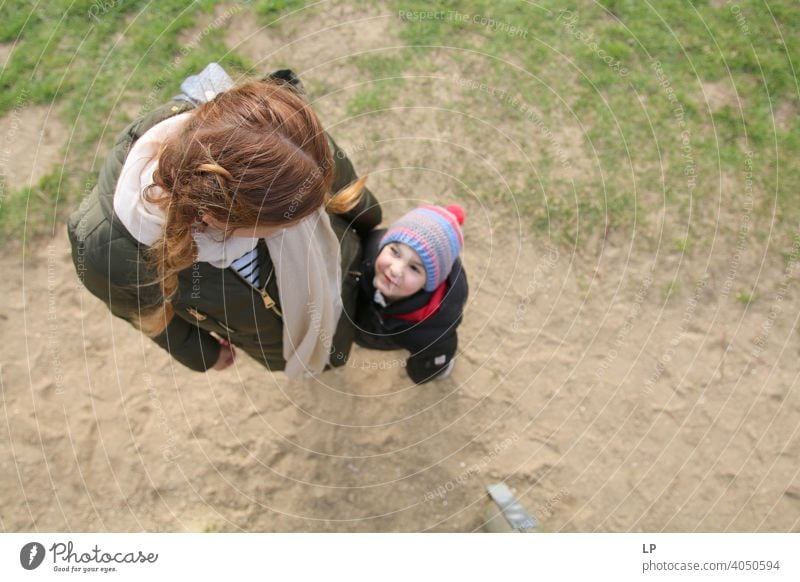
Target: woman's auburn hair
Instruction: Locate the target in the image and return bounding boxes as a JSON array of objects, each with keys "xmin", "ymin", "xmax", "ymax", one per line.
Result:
[{"xmin": 135, "ymin": 79, "xmax": 366, "ymax": 337}]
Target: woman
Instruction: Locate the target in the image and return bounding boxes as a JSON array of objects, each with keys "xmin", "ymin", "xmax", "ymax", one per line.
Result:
[{"xmin": 68, "ymin": 67, "xmax": 381, "ymax": 378}]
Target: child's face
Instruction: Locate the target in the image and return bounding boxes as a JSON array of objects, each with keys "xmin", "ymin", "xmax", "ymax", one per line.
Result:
[{"xmin": 373, "ymin": 242, "xmax": 427, "ymax": 300}]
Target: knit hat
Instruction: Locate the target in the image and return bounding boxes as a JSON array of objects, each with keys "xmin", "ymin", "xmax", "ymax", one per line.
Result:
[{"xmin": 380, "ymin": 204, "xmax": 465, "ymax": 292}]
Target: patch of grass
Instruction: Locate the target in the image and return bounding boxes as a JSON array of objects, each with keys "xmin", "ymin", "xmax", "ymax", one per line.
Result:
[
  {"xmin": 254, "ymin": 0, "xmax": 307, "ymax": 23},
  {"xmin": 346, "ymin": 53, "xmax": 410, "ymax": 116},
  {"xmin": 0, "ymin": 0, "xmax": 325, "ymax": 240},
  {"xmin": 0, "ymin": 166, "xmax": 65, "ymax": 239},
  {"xmin": 0, "ymin": 2, "xmax": 39, "ymax": 42},
  {"xmin": 3, "ymin": 0, "xmax": 798, "ymax": 251},
  {"xmin": 673, "ymin": 237, "xmax": 692, "ymax": 253},
  {"xmin": 735, "ymin": 289, "xmax": 754, "ymax": 305},
  {"xmin": 781, "ymin": 234, "xmax": 800, "ymax": 266},
  {"xmin": 577, "ymin": 275, "xmax": 592, "ymax": 299},
  {"xmin": 201, "ymin": 521, "xmax": 221, "ymax": 533},
  {"xmin": 354, "ymin": 53, "xmax": 412, "ymax": 79},
  {"xmin": 515, "ymin": 167, "xmax": 636, "ymax": 242},
  {"xmin": 665, "ymin": 280, "xmax": 680, "ymax": 300},
  {"xmin": 387, "ymin": 0, "xmax": 800, "ymax": 249},
  {"xmin": 346, "ymin": 79, "xmax": 405, "ymax": 116}
]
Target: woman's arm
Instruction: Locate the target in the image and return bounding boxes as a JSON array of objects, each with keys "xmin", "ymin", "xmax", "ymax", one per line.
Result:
[
  {"xmin": 148, "ymin": 314, "xmax": 223, "ymax": 372},
  {"xmin": 328, "ymin": 135, "xmax": 382, "ymax": 234},
  {"xmin": 69, "ymin": 217, "xmax": 223, "ymax": 372}
]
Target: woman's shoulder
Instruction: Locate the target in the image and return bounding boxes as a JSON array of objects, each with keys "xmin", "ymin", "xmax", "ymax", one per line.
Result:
[
  {"xmin": 116, "ymin": 101, "xmax": 195, "ymax": 149},
  {"xmin": 68, "ymin": 186, "xmax": 147, "ymax": 286},
  {"xmin": 363, "ymin": 228, "xmax": 387, "ymax": 260}
]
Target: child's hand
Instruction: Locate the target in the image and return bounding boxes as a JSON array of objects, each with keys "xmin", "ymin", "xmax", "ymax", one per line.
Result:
[{"xmin": 212, "ymin": 337, "xmax": 236, "ymax": 370}]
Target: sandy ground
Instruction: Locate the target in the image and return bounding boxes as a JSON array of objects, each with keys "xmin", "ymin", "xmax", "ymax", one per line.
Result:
[
  {"xmin": 1, "ymin": 3, "xmax": 799, "ymax": 532},
  {"xmin": 0, "ymin": 102, "xmax": 68, "ymax": 194}
]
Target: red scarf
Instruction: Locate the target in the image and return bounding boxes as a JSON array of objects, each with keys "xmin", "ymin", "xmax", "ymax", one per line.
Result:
[{"xmin": 388, "ymin": 282, "xmax": 447, "ymax": 322}]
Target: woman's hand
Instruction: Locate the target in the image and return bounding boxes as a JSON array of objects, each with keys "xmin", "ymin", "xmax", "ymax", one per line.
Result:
[{"xmin": 212, "ymin": 337, "xmax": 237, "ymax": 370}]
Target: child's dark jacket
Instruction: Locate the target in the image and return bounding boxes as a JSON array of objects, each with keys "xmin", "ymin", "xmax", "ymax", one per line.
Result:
[{"xmin": 354, "ymin": 229, "xmax": 469, "ymax": 383}]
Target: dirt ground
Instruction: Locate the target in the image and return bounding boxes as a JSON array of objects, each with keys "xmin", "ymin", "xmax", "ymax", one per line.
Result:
[{"xmin": 1, "ymin": 3, "xmax": 799, "ymax": 532}]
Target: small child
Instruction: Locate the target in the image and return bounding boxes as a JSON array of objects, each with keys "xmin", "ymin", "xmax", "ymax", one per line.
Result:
[{"xmin": 355, "ymin": 204, "xmax": 468, "ymax": 383}]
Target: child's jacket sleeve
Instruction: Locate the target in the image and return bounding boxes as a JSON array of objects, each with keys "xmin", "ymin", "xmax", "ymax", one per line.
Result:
[
  {"xmin": 393, "ymin": 260, "xmax": 468, "ymax": 384},
  {"xmin": 405, "ymin": 333, "xmax": 459, "ymax": 384}
]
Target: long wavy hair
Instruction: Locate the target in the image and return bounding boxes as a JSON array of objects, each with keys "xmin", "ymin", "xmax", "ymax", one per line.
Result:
[{"xmin": 137, "ymin": 79, "xmax": 366, "ymax": 336}]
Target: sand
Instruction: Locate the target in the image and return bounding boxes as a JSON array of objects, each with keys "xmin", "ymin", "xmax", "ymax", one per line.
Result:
[{"xmin": 1, "ymin": 2, "xmax": 798, "ymax": 532}]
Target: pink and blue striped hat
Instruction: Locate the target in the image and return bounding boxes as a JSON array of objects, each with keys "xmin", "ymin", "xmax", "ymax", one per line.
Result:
[{"xmin": 380, "ymin": 204, "xmax": 465, "ymax": 292}]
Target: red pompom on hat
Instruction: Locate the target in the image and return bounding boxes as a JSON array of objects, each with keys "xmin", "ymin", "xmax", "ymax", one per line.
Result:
[{"xmin": 445, "ymin": 204, "xmax": 465, "ymax": 226}]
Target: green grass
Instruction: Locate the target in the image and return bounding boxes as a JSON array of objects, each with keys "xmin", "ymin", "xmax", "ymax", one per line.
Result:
[
  {"xmin": 665, "ymin": 280, "xmax": 680, "ymax": 300},
  {"xmin": 389, "ymin": 0, "xmax": 799, "ymax": 243},
  {"xmin": 1, "ymin": 0, "xmax": 798, "ymax": 251},
  {"xmin": 735, "ymin": 289, "xmax": 754, "ymax": 305},
  {"xmin": 1, "ymin": 167, "xmax": 65, "ymax": 239},
  {"xmin": 0, "ymin": 0, "xmax": 280, "ymax": 240},
  {"xmin": 673, "ymin": 236, "xmax": 692, "ymax": 253},
  {"xmin": 355, "ymin": 53, "xmax": 412, "ymax": 79},
  {"xmin": 254, "ymin": 0, "xmax": 306, "ymax": 21},
  {"xmin": 346, "ymin": 79, "xmax": 405, "ymax": 116},
  {"xmin": 345, "ymin": 53, "xmax": 410, "ymax": 115}
]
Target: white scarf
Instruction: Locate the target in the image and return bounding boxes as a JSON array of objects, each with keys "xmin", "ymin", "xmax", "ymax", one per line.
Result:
[{"xmin": 113, "ymin": 112, "xmax": 343, "ymax": 379}]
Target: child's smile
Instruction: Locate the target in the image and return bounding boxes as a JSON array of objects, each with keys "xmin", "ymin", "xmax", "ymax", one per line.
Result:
[{"xmin": 373, "ymin": 242, "xmax": 427, "ymax": 300}]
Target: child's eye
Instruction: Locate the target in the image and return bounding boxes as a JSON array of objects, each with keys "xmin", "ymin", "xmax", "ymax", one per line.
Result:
[
  {"xmin": 410, "ymin": 265, "xmax": 421, "ymax": 273},
  {"xmin": 390, "ymin": 245, "xmax": 400, "ymax": 257}
]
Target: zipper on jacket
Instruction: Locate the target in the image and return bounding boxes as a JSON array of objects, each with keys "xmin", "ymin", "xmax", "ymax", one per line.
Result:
[
  {"xmin": 229, "ymin": 265, "xmax": 283, "ymax": 318},
  {"xmin": 229, "ymin": 263, "xmax": 357, "ymax": 317}
]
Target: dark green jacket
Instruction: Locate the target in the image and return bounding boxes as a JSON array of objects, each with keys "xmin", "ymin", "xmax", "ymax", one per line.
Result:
[{"xmin": 67, "ymin": 98, "xmax": 381, "ymax": 372}]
